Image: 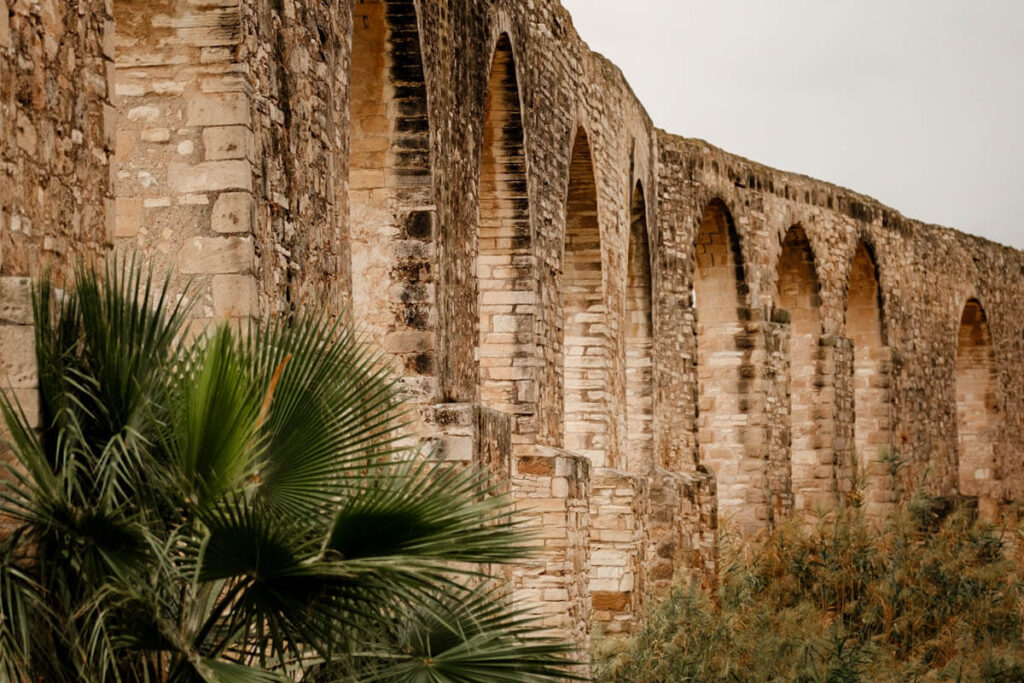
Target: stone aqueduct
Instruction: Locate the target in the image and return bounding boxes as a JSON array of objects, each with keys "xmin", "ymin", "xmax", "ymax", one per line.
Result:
[{"xmin": 2, "ymin": 0, "xmax": 1023, "ymax": 647}]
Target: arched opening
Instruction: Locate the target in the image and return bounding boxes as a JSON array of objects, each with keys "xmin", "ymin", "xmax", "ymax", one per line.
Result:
[
  {"xmin": 692, "ymin": 200, "xmax": 751, "ymax": 518},
  {"xmin": 625, "ymin": 182, "xmax": 653, "ymax": 473},
  {"xmin": 349, "ymin": 0, "xmax": 433, "ymax": 374},
  {"xmin": 478, "ymin": 34, "xmax": 533, "ymax": 429},
  {"xmin": 777, "ymin": 226, "xmax": 827, "ymax": 513},
  {"xmin": 845, "ymin": 242, "xmax": 890, "ymax": 510},
  {"xmin": 562, "ymin": 129, "xmax": 607, "ymax": 466},
  {"xmin": 955, "ymin": 299, "xmax": 999, "ymax": 506}
]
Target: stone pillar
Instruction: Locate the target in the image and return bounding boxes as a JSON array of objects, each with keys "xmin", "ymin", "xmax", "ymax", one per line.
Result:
[
  {"xmin": 834, "ymin": 337, "xmax": 856, "ymax": 499},
  {"xmin": 811, "ymin": 335, "xmax": 839, "ymax": 513},
  {"xmin": 646, "ymin": 468, "xmax": 717, "ymax": 594},
  {"xmin": 114, "ymin": 0, "xmax": 257, "ymax": 326},
  {"xmin": 422, "ymin": 402, "xmax": 512, "ymax": 485},
  {"xmin": 511, "ymin": 448, "xmax": 592, "ymax": 650},
  {"xmin": 863, "ymin": 345, "xmax": 897, "ymax": 518},
  {"xmin": 589, "ymin": 468, "xmax": 649, "ymax": 635},
  {"xmin": 766, "ymin": 316, "xmax": 793, "ymax": 519}
]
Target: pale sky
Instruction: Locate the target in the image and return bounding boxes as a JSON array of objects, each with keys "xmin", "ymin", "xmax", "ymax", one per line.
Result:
[{"xmin": 561, "ymin": 0, "xmax": 1024, "ymax": 249}]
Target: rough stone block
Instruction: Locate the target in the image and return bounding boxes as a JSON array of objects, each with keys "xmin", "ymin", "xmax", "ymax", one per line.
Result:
[
  {"xmin": 439, "ymin": 435, "xmax": 473, "ymax": 462},
  {"xmin": 591, "ymin": 591, "xmax": 629, "ymax": 612},
  {"xmin": 115, "ymin": 198, "xmax": 143, "ymax": 238},
  {"xmin": 203, "ymin": 126, "xmax": 251, "ymax": 160},
  {"xmin": 0, "ymin": 325, "xmax": 38, "ymax": 388},
  {"xmin": 211, "ymin": 192, "xmax": 253, "ymax": 233},
  {"xmin": 178, "ymin": 237, "xmax": 254, "ymax": 275},
  {"xmin": 518, "ymin": 456, "xmax": 555, "ymax": 476},
  {"xmin": 15, "ymin": 113, "xmax": 37, "ymax": 155},
  {"xmin": 141, "ymin": 128, "xmax": 171, "ymax": 143},
  {"xmin": 186, "ymin": 93, "xmax": 250, "ymax": 127},
  {"xmin": 0, "ymin": 278, "xmax": 33, "ymax": 325},
  {"xmin": 211, "ymin": 274, "xmax": 257, "ymax": 318},
  {"xmin": 383, "ymin": 331, "xmax": 433, "ymax": 354},
  {"xmin": 168, "ymin": 161, "xmax": 252, "ymax": 194}
]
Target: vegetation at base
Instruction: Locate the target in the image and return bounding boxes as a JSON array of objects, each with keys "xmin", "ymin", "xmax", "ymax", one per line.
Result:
[
  {"xmin": 0, "ymin": 258, "xmax": 579, "ymax": 682},
  {"xmin": 595, "ymin": 495, "xmax": 1024, "ymax": 682}
]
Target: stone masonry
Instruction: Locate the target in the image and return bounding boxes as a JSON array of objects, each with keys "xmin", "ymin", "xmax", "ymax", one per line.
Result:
[{"xmin": 3, "ymin": 0, "xmax": 1024, "ymax": 651}]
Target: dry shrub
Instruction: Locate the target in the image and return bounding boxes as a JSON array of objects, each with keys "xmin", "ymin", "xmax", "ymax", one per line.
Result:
[{"xmin": 596, "ymin": 493, "xmax": 1024, "ymax": 682}]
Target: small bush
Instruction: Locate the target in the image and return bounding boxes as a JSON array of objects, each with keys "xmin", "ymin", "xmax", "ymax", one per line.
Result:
[{"xmin": 595, "ymin": 495, "xmax": 1024, "ymax": 682}]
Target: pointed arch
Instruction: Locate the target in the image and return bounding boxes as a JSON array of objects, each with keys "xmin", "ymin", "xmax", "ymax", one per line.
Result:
[
  {"xmin": 477, "ymin": 33, "xmax": 533, "ymax": 423},
  {"xmin": 692, "ymin": 199, "xmax": 752, "ymax": 520},
  {"xmin": 845, "ymin": 241, "xmax": 891, "ymax": 510},
  {"xmin": 777, "ymin": 225, "xmax": 826, "ymax": 512},
  {"xmin": 349, "ymin": 0, "xmax": 433, "ymax": 366},
  {"xmin": 956, "ymin": 299, "xmax": 999, "ymax": 504},
  {"xmin": 625, "ymin": 181, "xmax": 653, "ymax": 473},
  {"xmin": 562, "ymin": 129, "xmax": 608, "ymax": 465}
]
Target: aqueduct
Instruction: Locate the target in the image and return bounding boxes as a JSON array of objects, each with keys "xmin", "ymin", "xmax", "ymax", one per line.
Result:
[{"xmin": 2, "ymin": 0, "xmax": 1023, "ymax": 647}]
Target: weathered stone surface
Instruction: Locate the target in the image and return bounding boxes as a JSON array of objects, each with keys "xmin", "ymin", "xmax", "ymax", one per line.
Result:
[
  {"xmin": 5, "ymin": 0, "xmax": 1024, "ymax": 658},
  {"xmin": 186, "ymin": 93, "xmax": 250, "ymax": 128},
  {"xmin": 0, "ymin": 324, "xmax": 37, "ymax": 388},
  {"xmin": 0, "ymin": 277, "xmax": 33, "ymax": 325},
  {"xmin": 212, "ymin": 274, "xmax": 257, "ymax": 318},
  {"xmin": 211, "ymin": 192, "xmax": 253, "ymax": 234},
  {"xmin": 178, "ymin": 236, "xmax": 253, "ymax": 274},
  {"xmin": 168, "ymin": 161, "xmax": 252, "ymax": 194},
  {"xmin": 0, "ymin": 1, "xmax": 9, "ymax": 50},
  {"xmin": 203, "ymin": 126, "xmax": 251, "ymax": 161}
]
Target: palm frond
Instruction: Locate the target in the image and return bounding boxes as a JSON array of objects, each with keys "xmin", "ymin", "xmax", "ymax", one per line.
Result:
[
  {"xmin": 327, "ymin": 456, "xmax": 532, "ymax": 566},
  {"xmin": 243, "ymin": 311, "xmax": 407, "ymax": 518},
  {"xmin": 337, "ymin": 582, "xmax": 583, "ymax": 682},
  {"xmin": 169, "ymin": 325, "xmax": 263, "ymax": 509}
]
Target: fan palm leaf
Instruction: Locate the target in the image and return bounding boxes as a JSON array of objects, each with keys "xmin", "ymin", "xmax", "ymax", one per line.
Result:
[{"xmin": 0, "ymin": 256, "xmax": 581, "ymax": 681}]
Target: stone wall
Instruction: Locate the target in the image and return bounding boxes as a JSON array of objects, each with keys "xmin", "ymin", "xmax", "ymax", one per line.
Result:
[
  {"xmin": 1, "ymin": 0, "xmax": 113, "ymax": 279},
  {"xmin": 6, "ymin": 0, "xmax": 1024, "ymax": 651}
]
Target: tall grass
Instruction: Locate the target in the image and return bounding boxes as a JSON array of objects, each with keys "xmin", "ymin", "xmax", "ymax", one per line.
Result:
[{"xmin": 595, "ymin": 494, "xmax": 1024, "ymax": 682}]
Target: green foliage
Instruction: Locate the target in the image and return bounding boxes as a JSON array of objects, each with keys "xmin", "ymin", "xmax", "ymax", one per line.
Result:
[
  {"xmin": 0, "ymin": 258, "xmax": 579, "ymax": 682},
  {"xmin": 596, "ymin": 498, "xmax": 1024, "ymax": 682}
]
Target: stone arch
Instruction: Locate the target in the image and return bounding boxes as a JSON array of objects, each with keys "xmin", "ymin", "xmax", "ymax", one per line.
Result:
[
  {"xmin": 692, "ymin": 199, "xmax": 756, "ymax": 524},
  {"xmin": 844, "ymin": 241, "xmax": 892, "ymax": 513},
  {"xmin": 625, "ymin": 181, "xmax": 653, "ymax": 473},
  {"xmin": 955, "ymin": 298, "xmax": 1000, "ymax": 513},
  {"xmin": 349, "ymin": 0, "xmax": 434, "ymax": 377},
  {"xmin": 777, "ymin": 225, "xmax": 830, "ymax": 513},
  {"xmin": 477, "ymin": 33, "xmax": 534, "ymax": 425},
  {"xmin": 562, "ymin": 128, "xmax": 608, "ymax": 466}
]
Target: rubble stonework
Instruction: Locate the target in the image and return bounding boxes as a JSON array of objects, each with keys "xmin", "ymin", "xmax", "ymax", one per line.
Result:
[{"xmin": 3, "ymin": 0, "xmax": 1024, "ymax": 647}]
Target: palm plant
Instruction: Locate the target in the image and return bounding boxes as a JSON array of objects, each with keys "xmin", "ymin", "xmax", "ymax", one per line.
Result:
[{"xmin": 0, "ymin": 258, "xmax": 579, "ymax": 682}]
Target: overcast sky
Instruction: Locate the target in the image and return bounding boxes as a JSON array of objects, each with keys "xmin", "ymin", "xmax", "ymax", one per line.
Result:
[{"xmin": 560, "ymin": 0, "xmax": 1024, "ymax": 249}]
